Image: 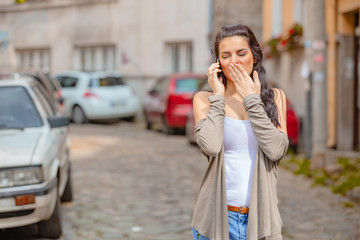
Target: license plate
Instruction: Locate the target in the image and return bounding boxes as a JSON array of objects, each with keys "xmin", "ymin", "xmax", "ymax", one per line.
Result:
[{"xmin": 110, "ymin": 101, "xmax": 126, "ymax": 107}]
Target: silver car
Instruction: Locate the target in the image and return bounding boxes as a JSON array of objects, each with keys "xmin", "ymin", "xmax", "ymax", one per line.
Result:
[
  {"xmin": 55, "ymin": 71, "xmax": 140, "ymax": 124},
  {"xmin": 0, "ymin": 76, "xmax": 72, "ymax": 238}
]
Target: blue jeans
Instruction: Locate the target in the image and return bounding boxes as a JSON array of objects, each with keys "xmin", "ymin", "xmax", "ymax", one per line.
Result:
[{"xmin": 193, "ymin": 211, "xmax": 248, "ymax": 240}]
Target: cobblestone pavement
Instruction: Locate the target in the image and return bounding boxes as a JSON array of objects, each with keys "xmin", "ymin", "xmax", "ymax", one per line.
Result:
[
  {"xmin": 3, "ymin": 122, "xmax": 360, "ymax": 239},
  {"xmin": 279, "ymin": 167, "xmax": 360, "ymax": 239}
]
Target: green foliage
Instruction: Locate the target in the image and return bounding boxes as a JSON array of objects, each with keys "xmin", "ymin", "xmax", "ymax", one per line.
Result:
[
  {"xmin": 293, "ymin": 159, "xmax": 312, "ymax": 177},
  {"xmin": 332, "ymin": 174, "xmax": 360, "ymax": 196},
  {"xmin": 313, "ymin": 173, "xmax": 328, "ymax": 186},
  {"xmin": 263, "ymin": 23, "xmax": 303, "ymax": 59},
  {"xmin": 337, "ymin": 157, "xmax": 358, "ymax": 173},
  {"xmin": 342, "ymin": 202, "xmax": 355, "ymax": 208},
  {"xmin": 282, "ymin": 155, "xmax": 360, "ymax": 200}
]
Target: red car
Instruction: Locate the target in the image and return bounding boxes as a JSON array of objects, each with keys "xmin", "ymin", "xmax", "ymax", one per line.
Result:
[
  {"xmin": 186, "ymin": 91, "xmax": 300, "ymax": 153},
  {"xmin": 286, "ymin": 98, "xmax": 300, "ymax": 153},
  {"xmin": 144, "ymin": 73, "xmax": 207, "ymax": 134}
]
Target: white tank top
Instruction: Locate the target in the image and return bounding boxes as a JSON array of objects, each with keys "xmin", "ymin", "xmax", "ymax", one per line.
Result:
[{"xmin": 224, "ymin": 116, "xmax": 258, "ymax": 207}]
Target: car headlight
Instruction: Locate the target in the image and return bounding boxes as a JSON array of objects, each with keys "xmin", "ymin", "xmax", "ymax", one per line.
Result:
[{"xmin": 0, "ymin": 166, "xmax": 43, "ymax": 188}]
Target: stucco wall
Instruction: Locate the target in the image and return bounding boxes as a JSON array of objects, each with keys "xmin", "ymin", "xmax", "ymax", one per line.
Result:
[
  {"xmin": 0, "ymin": 0, "xmax": 211, "ymax": 115},
  {"xmin": 212, "ymin": 0, "xmax": 263, "ymax": 44},
  {"xmin": 0, "ymin": 0, "xmax": 211, "ymax": 75},
  {"xmin": 337, "ymin": 34, "xmax": 355, "ymax": 151},
  {"xmin": 264, "ymin": 49, "xmax": 307, "ymax": 151}
]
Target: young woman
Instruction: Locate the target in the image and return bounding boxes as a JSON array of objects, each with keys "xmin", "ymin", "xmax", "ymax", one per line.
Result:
[{"xmin": 192, "ymin": 24, "xmax": 289, "ymax": 240}]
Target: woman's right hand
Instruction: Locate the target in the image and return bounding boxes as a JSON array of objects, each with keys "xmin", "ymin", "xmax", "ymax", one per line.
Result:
[{"xmin": 207, "ymin": 62, "xmax": 225, "ymax": 96}]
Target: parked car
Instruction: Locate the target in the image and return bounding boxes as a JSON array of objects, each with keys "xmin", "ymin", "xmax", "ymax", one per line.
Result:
[
  {"xmin": 0, "ymin": 76, "xmax": 72, "ymax": 238},
  {"xmin": 0, "ymin": 68, "xmax": 65, "ymax": 115},
  {"xmin": 286, "ymin": 98, "xmax": 300, "ymax": 153},
  {"xmin": 144, "ymin": 73, "xmax": 207, "ymax": 134},
  {"xmin": 186, "ymin": 89, "xmax": 300, "ymax": 152},
  {"xmin": 54, "ymin": 71, "xmax": 140, "ymax": 124},
  {"xmin": 185, "ymin": 83, "xmax": 211, "ymax": 144}
]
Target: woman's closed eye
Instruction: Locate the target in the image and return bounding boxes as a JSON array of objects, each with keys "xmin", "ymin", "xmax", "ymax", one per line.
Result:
[{"xmin": 221, "ymin": 53, "xmax": 247, "ymax": 59}]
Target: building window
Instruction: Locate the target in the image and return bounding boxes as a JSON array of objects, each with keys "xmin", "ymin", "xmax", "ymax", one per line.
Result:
[
  {"xmin": 73, "ymin": 45, "xmax": 115, "ymax": 72},
  {"xmin": 272, "ymin": 0, "xmax": 283, "ymax": 37},
  {"xmin": 165, "ymin": 42, "xmax": 192, "ymax": 73},
  {"xmin": 16, "ymin": 48, "xmax": 50, "ymax": 72}
]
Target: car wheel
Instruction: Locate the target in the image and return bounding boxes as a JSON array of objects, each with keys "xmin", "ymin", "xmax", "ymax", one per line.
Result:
[
  {"xmin": 123, "ymin": 116, "xmax": 136, "ymax": 122},
  {"xmin": 38, "ymin": 192, "xmax": 62, "ymax": 239},
  {"xmin": 162, "ymin": 116, "xmax": 173, "ymax": 135},
  {"xmin": 185, "ymin": 117, "xmax": 195, "ymax": 145},
  {"xmin": 144, "ymin": 111, "xmax": 152, "ymax": 130},
  {"xmin": 72, "ymin": 105, "xmax": 87, "ymax": 124},
  {"xmin": 289, "ymin": 144, "xmax": 298, "ymax": 155},
  {"xmin": 61, "ymin": 165, "xmax": 73, "ymax": 202},
  {"xmin": 146, "ymin": 122, "xmax": 152, "ymax": 130}
]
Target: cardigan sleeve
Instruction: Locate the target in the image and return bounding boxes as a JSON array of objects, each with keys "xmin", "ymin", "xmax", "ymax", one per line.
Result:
[
  {"xmin": 243, "ymin": 94, "xmax": 289, "ymax": 161},
  {"xmin": 194, "ymin": 94, "xmax": 225, "ymax": 157}
]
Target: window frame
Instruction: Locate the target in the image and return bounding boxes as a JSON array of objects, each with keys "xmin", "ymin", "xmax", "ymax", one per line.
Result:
[
  {"xmin": 31, "ymin": 84, "xmax": 55, "ymax": 118},
  {"xmin": 73, "ymin": 45, "xmax": 116, "ymax": 72},
  {"xmin": 165, "ymin": 42, "xmax": 193, "ymax": 73}
]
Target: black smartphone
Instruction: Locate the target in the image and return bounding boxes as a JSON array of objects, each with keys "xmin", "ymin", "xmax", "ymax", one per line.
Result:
[
  {"xmin": 216, "ymin": 59, "xmax": 227, "ymax": 87},
  {"xmin": 217, "ymin": 59, "xmax": 222, "ymax": 78}
]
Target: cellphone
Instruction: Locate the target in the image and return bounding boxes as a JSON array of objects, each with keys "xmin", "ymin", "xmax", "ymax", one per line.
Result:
[
  {"xmin": 217, "ymin": 59, "xmax": 222, "ymax": 78},
  {"xmin": 216, "ymin": 59, "xmax": 227, "ymax": 87}
]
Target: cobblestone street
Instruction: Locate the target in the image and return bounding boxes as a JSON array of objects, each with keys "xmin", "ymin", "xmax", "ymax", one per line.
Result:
[
  {"xmin": 52, "ymin": 122, "xmax": 202, "ymax": 240},
  {"xmin": 3, "ymin": 122, "xmax": 360, "ymax": 239}
]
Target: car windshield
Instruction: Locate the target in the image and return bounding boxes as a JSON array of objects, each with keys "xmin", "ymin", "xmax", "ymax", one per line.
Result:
[
  {"xmin": 58, "ymin": 76, "xmax": 78, "ymax": 88},
  {"xmin": 97, "ymin": 77, "xmax": 124, "ymax": 87},
  {"xmin": 176, "ymin": 77, "xmax": 206, "ymax": 93},
  {"xmin": 0, "ymin": 86, "xmax": 43, "ymax": 129}
]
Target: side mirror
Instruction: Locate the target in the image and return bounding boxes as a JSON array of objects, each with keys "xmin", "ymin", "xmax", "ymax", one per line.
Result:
[{"xmin": 47, "ymin": 116, "xmax": 70, "ymax": 128}]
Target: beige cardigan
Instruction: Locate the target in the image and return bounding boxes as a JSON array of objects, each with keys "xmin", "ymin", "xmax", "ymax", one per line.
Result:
[{"xmin": 192, "ymin": 94, "xmax": 289, "ymax": 240}]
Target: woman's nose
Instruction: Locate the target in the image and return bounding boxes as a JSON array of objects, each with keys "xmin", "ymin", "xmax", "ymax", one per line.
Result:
[{"xmin": 230, "ymin": 55, "xmax": 240, "ymax": 64}]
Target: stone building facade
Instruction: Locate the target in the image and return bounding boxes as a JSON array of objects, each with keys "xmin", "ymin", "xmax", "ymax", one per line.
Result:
[
  {"xmin": 0, "ymin": 0, "xmax": 212, "ymax": 105},
  {"xmin": 262, "ymin": 0, "xmax": 360, "ymax": 159},
  {"xmin": 211, "ymin": 0, "xmax": 263, "ymax": 52}
]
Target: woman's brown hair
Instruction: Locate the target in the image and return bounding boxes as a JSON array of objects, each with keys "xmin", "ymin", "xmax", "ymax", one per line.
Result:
[{"xmin": 212, "ymin": 24, "xmax": 280, "ymax": 127}]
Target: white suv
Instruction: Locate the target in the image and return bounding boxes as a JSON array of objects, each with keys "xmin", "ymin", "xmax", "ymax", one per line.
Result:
[{"xmin": 0, "ymin": 76, "xmax": 72, "ymax": 238}]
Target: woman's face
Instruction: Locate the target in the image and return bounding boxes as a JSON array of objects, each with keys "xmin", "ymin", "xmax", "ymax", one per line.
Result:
[{"xmin": 218, "ymin": 36, "xmax": 255, "ymax": 81}]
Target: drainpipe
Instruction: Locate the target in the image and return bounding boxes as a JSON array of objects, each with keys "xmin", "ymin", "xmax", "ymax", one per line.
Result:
[{"xmin": 305, "ymin": 0, "xmax": 327, "ymax": 167}]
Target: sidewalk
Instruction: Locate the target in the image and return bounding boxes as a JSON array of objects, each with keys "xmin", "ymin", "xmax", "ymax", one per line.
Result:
[{"xmin": 278, "ymin": 167, "xmax": 360, "ymax": 239}]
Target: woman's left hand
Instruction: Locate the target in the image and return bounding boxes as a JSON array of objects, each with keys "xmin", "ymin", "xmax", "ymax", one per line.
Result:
[{"xmin": 229, "ymin": 63, "xmax": 261, "ymax": 99}]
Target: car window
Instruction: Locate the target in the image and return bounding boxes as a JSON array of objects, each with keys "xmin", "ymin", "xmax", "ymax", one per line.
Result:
[
  {"xmin": 29, "ymin": 78, "xmax": 57, "ymax": 112},
  {"xmin": 153, "ymin": 77, "xmax": 167, "ymax": 94},
  {"xmin": 32, "ymin": 85, "xmax": 55, "ymax": 118},
  {"xmin": 89, "ymin": 78, "xmax": 95, "ymax": 87},
  {"xmin": 0, "ymin": 86, "xmax": 43, "ymax": 128},
  {"xmin": 23, "ymin": 74, "xmax": 52, "ymax": 93},
  {"xmin": 44, "ymin": 73, "xmax": 59, "ymax": 92},
  {"xmin": 97, "ymin": 77, "xmax": 125, "ymax": 87},
  {"xmin": 176, "ymin": 77, "xmax": 207, "ymax": 93},
  {"xmin": 57, "ymin": 76, "xmax": 79, "ymax": 88}
]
